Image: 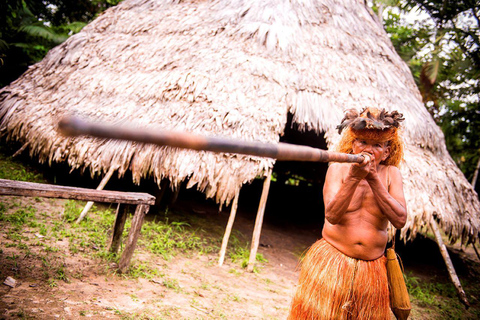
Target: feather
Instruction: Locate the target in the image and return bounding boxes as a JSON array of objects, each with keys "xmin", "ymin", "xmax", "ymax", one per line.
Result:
[{"xmin": 337, "ymin": 107, "xmax": 404, "ymax": 133}]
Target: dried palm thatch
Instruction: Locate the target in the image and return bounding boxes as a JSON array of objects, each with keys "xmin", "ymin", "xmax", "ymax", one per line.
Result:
[{"xmin": 0, "ymin": 0, "xmax": 478, "ymax": 244}]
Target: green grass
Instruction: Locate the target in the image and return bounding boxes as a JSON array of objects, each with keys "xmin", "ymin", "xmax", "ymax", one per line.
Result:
[
  {"xmin": 0, "ymin": 205, "xmax": 37, "ymax": 226},
  {"xmin": 125, "ymin": 261, "xmax": 164, "ymax": 280},
  {"xmin": 140, "ymin": 216, "xmax": 216, "ymax": 260},
  {"xmin": 163, "ymin": 277, "xmax": 181, "ymax": 292},
  {"xmin": 226, "ymin": 233, "xmax": 268, "ymax": 272},
  {"xmin": 0, "ymin": 145, "xmax": 45, "ymax": 182},
  {"xmin": 405, "ymin": 272, "xmax": 480, "ymax": 319}
]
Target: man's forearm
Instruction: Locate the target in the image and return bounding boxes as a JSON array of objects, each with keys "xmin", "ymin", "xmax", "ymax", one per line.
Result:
[{"xmin": 367, "ymin": 176, "xmax": 406, "ymax": 228}]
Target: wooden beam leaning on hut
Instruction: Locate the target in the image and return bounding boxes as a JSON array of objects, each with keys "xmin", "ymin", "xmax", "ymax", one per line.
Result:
[{"xmin": 0, "ymin": 178, "xmax": 155, "ymax": 273}]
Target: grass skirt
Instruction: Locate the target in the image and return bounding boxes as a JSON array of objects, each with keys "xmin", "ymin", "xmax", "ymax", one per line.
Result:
[{"xmin": 288, "ymin": 239, "xmax": 390, "ymax": 320}]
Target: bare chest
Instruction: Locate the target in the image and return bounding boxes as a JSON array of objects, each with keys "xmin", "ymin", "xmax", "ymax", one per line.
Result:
[{"xmin": 347, "ymin": 175, "xmax": 388, "ymax": 214}]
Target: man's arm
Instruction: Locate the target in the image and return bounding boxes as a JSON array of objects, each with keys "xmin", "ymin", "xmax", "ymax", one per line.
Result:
[
  {"xmin": 366, "ymin": 166, "xmax": 407, "ymax": 228},
  {"xmin": 323, "ymin": 161, "xmax": 368, "ymax": 224}
]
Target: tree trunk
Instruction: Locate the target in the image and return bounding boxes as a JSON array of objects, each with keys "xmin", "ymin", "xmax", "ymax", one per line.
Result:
[{"xmin": 470, "ymin": 155, "xmax": 480, "ymax": 189}]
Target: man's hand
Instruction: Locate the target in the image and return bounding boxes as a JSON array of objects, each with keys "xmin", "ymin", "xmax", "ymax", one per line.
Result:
[
  {"xmin": 365, "ymin": 154, "xmax": 380, "ymax": 180},
  {"xmin": 349, "ymin": 153, "xmax": 373, "ymax": 180}
]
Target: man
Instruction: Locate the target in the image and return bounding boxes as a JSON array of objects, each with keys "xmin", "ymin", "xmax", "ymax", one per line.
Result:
[{"xmin": 288, "ymin": 107, "xmax": 407, "ymax": 319}]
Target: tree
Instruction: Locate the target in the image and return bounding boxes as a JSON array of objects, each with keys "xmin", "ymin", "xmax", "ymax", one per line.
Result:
[
  {"xmin": 371, "ymin": 0, "xmax": 480, "ymax": 186},
  {"xmin": 0, "ymin": 0, "xmax": 121, "ymax": 88}
]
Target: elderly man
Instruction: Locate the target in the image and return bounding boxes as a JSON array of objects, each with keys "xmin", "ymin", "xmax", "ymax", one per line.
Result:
[{"xmin": 288, "ymin": 107, "xmax": 407, "ymax": 319}]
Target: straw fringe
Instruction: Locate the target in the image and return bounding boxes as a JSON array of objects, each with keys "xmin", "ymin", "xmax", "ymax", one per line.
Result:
[{"xmin": 288, "ymin": 239, "xmax": 390, "ymax": 320}]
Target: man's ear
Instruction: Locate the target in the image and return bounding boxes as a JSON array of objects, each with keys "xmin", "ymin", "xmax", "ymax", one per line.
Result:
[{"xmin": 382, "ymin": 146, "xmax": 391, "ymax": 161}]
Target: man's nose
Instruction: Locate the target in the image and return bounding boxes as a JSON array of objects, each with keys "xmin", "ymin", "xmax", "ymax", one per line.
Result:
[{"xmin": 363, "ymin": 144, "xmax": 373, "ymax": 152}]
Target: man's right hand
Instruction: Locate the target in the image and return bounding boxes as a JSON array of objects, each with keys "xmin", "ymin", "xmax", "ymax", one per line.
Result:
[{"xmin": 349, "ymin": 153, "xmax": 373, "ymax": 180}]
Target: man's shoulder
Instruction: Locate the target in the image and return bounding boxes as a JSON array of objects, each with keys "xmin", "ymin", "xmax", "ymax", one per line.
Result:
[
  {"xmin": 380, "ymin": 164, "xmax": 401, "ymax": 173},
  {"xmin": 380, "ymin": 165, "xmax": 403, "ymax": 182},
  {"xmin": 329, "ymin": 162, "xmax": 350, "ymax": 170},
  {"xmin": 326, "ymin": 162, "xmax": 350, "ymax": 178}
]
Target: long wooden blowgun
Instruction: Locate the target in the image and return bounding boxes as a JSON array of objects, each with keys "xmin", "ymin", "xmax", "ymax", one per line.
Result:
[{"xmin": 58, "ymin": 116, "xmax": 367, "ymax": 164}]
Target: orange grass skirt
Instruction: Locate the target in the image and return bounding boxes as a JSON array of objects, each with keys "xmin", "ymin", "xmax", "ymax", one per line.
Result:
[{"xmin": 288, "ymin": 239, "xmax": 390, "ymax": 320}]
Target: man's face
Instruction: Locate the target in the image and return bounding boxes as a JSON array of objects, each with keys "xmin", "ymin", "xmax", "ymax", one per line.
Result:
[{"xmin": 352, "ymin": 138, "xmax": 390, "ymax": 165}]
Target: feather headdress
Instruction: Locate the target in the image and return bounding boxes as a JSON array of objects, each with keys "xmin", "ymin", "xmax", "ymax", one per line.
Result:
[
  {"xmin": 336, "ymin": 107, "xmax": 404, "ymax": 134},
  {"xmin": 335, "ymin": 107, "xmax": 405, "ymax": 167}
]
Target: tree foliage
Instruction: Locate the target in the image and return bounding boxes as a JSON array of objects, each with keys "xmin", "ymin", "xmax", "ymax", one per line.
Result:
[
  {"xmin": 0, "ymin": 0, "xmax": 121, "ymax": 87},
  {"xmin": 372, "ymin": 0, "xmax": 480, "ymax": 186}
]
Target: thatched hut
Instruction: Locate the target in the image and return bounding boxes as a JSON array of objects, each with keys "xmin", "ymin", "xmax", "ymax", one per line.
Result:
[{"xmin": 1, "ymin": 0, "xmax": 479, "ymax": 270}]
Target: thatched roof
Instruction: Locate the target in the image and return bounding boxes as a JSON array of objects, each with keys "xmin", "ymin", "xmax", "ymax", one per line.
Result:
[{"xmin": 0, "ymin": 0, "xmax": 478, "ymax": 244}]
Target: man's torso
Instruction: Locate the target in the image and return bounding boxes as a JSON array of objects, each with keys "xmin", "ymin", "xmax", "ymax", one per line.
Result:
[{"xmin": 322, "ymin": 164, "xmax": 391, "ymax": 260}]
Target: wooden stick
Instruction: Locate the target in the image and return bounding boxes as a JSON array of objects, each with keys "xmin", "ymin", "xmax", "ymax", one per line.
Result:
[
  {"xmin": 218, "ymin": 190, "xmax": 240, "ymax": 266},
  {"xmin": 0, "ymin": 178, "xmax": 155, "ymax": 205},
  {"xmin": 430, "ymin": 218, "xmax": 470, "ymax": 308},
  {"xmin": 118, "ymin": 204, "xmax": 150, "ymax": 273},
  {"xmin": 76, "ymin": 166, "xmax": 116, "ymax": 223},
  {"xmin": 58, "ymin": 116, "xmax": 365, "ymax": 164},
  {"xmin": 109, "ymin": 203, "xmax": 129, "ymax": 254},
  {"xmin": 247, "ymin": 170, "xmax": 272, "ymax": 272}
]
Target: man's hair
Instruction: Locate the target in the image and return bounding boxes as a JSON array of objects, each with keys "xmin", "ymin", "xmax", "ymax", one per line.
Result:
[{"xmin": 335, "ymin": 107, "xmax": 405, "ymax": 167}]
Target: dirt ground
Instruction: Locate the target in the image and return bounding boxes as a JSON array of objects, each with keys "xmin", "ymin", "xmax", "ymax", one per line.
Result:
[
  {"xmin": 1, "ymin": 193, "xmax": 480, "ymax": 319},
  {"xmin": 0, "ymin": 194, "xmax": 311, "ymax": 319}
]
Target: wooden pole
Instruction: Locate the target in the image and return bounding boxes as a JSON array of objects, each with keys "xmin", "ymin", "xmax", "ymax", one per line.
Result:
[
  {"xmin": 109, "ymin": 203, "xmax": 129, "ymax": 254},
  {"xmin": 218, "ymin": 190, "xmax": 240, "ymax": 266},
  {"xmin": 430, "ymin": 218, "xmax": 470, "ymax": 308},
  {"xmin": 76, "ymin": 166, "xmax": 116, "ymax": 223},
  {"xmin": 58, "ymin": 116, "xmax": 366, "ymax": 164},
  {"xmin": 118, "ymin": 204, "xmax": 149, "ymax": 273},
  {"xmin": 247, "ymin": 170, "xmax": 272, "ymax": 272}
]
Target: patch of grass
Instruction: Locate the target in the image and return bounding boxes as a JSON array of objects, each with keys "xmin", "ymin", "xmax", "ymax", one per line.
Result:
[
  {"xmin": 228, "ymin": 268, "xmax": 242, "ymax": 276},
  {"xmin": 163, "ymin": 277, "xmax": 181, "ymax": 293},
  {"xmin": 0, "ymin": 206, "xmax": 36, "ymax": 226},
  {"xmin": 230, "ymin": 293, "xmax": 242, "ymax": 302},
  {"xmin": 140, "ymin": 210, "xmax": 219, "ymax": 260},
  {"xmin": 405, "ymin": 272, "xmax": 479, "ymax": 319},
  {"xmin": 228, "ymin": 238, "xmax": 268, "ymax": 272},
  {"xmin": 59, "ymin": 201, "xmax": 117, "ymax": 259},
  {"xmin": 40, "ymin": 253, "xmax": 70, "ymax": 284},
  {"xmin": 0, "ymin": 146, "xmax": 45, "ymax": 182},
  {"xmin": 38, "ymin": 224, "xmax": 48, "ymax": 236},
  {"xmin": 6, "ymin": 230, "xmax": 28, "ymax": 241},
  {"xmin": 48, "ymin": 278, "xmax": 58, "ymax": 287},
  {"xmin": 125, "ymin": 261, "xmax": 164, "ymax": 280},
  {"xmin": 406, "ymin": 273, "xmax": 455, "ymax": 306},
  {"xmin": 6, "ymin": 253, "xmax": 19, "ymax": 261},
  {"xmin": 63, "ymin": 200, "xmax": 83, "ymax": 223},
  {"xmin": 130, "ymin": 293, "xmax": 139, "ymax": 302}
]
